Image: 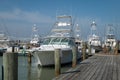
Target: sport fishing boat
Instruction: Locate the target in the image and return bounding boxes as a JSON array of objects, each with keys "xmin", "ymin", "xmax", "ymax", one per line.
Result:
[
  {"xmin": 32, "ymin": 15, "xmax": 81, "ymax": 66},
  {"xmin": 0, "ymin": 31, "xmax": 10, "ymax": 56},
  {"xmin": 104, "ymin": 24, "xmax": 116, "ymax": 49},
  {"xmin": 74, "ymin": 24, "xmax": 83, "ymax": 52},
  {"xmin": 87, "ymin": 21, "xmax": 102, "ymax": 52},
  {"xmin": 30, "ymin": 24, "xmax": 40, "ymax": 47},
  {"xmin": 18, "ymin": 24, "xmax": 41, "ymax": 56}
]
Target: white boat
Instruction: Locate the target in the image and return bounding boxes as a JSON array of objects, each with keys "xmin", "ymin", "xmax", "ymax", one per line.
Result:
[
  {"xmin": 0, "ymin": 31, "xmax": 10, "ymax": 42},
  {"xmin": 32, "ymin": 15, "xmax": 81, "ymax": 66},
  {"xmin": 74, "ymin": 24, "xmax": 83, "ymax": 52},
  {"xmin": 30, "ymin": 24, "xmax": 40, "ymax": 47},
  {"xmin": 0, "ymin": 31, "xmax": 10, "ymax": 56},
  {"xmin": 104, "ymin": 25, "xmax": 116, "ymax": 49},
  {"xmin": 87, "ymin": 21, "xmax": 102, "ymax": 52}
]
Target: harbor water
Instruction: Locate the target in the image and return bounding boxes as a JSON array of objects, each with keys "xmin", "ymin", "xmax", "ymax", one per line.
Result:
[{"xmin": 0, "ymin": 56, "xmax": 72, "ymax": 80}]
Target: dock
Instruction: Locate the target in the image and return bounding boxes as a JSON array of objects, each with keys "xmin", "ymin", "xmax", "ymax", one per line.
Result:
[{"xmin": 53, "ymin": 53, "xmax": 120, "ymax": 80}]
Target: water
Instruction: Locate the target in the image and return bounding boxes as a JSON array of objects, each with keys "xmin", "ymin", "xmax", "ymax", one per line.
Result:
[{"xmin": 0, "ymin": 56, "xmax": 71, "ymax": 80}]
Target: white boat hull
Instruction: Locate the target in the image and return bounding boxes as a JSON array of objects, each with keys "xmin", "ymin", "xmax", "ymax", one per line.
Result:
[{"xmin": 33, "ymin": 49, "xmax": 81, "ymax": 66}]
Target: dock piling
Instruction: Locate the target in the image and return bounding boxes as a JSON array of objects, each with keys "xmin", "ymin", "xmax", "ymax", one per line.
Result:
[
  {"xmin": 54, "ymin": 49, "xmax": 61, "ymax": 77},
  {"xmin": 82, "ymin": 42, "xmax": 86, "ymax": 60},
  {"xmin": 115, "ymin": 41, "xmax": 119, "ymax": 55},
  {"xmin": 72, "ymin": 46, "xmax": 77, "ymax": 68},
  {"xmin": 3, "ymin": 53, "xmax": 18, "ymax": 80},
  {"xmin": 2, "ymin": 65, "xmax": 4, "ymax": 80},
  {"xmin": 88, "ymin": 45, "xmax": 91, "ymax": 56},
  {"xmin": 12, "ymin": 46, "xmax": 15, "ymax": 52},
  {"xmin": 28, "ymin": 52, "xmax": 32, "ymax": 64}
]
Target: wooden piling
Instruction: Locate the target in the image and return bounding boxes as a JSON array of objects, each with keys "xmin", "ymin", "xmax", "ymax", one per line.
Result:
[
  {"xmin": 82, "ymin": 42, "xmax": 86, "ymax": 60},
  {"xmin": 28, "ymin": 52, "xmax": 32, "ymax": 64},
  {"xmin": 54, "ymin": 49, "xmax": 61, "ymax": 77},
  {"xmin": 115, "ymin": 41, "xmax": 118, "ymax": 55},
  {"xmin": 103, "ymin": 45, "xmax": 107, "ymax": 54},
  {"xmin": 2, "ymin": 65, "xmax": 4, "ymax": 80},
  {"xmin": 72, "ymin": 46, "xmax": 77, "ymax": 68},
  {"xmin": 12, "ymin": 46, "xmax": 15, "ymax": 52},
  {"xmin": 88, "ymin": 45, "xmax": 91, "ymax": 56},
  {"xmin": 3, "ymin": 53, "xmax": 18, "ymax": 80}
]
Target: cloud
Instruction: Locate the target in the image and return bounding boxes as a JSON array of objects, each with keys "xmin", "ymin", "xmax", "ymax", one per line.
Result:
[
  {"xmin": 0, "ymin": 8, "xmax": 54, "ymax": 23},
  {"xmin": 0, "ymin": 8, "xmax": 55, "ymax": 39}
]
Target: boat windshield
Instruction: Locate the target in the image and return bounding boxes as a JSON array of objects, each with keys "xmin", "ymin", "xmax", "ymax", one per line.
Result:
[
  {"xmin": 43, "ymin": 38, "xmax": 64, "ymax": 45},
  {"xmin": 50, "ymin": 38, "xmax": 69, "ymax": 45},
  {"xmin": 107, "ymin": 35, "xmax": 115, "ymax": 39},
  {"xmin": 51, "ymin": 38, "xmax": 61, "ymax": 44},
  {"xmin": 43, "ymin": 38, "xmax": 51, "ymax": 45},
  {"xmin": 61, "ymin": 38, "xmax": 69, "ymax": 45},
  {"xmin": 68, "ymin": 39, "xmax": 75, "ymax": 46},
  {"xmin": 60, "ymin": 38, "xmax": 75, "ymax": 46},
  {"xmin": 92, "ymin": 38, "xmax": 100, "ymax": 41},
  {"xmin": 42, "ymin": 37, "xmax": 74, "ymax": 46}
]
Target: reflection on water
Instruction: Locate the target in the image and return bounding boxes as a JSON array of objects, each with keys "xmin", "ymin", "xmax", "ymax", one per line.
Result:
[
  {"xmin": 0, "ymin": 56, "xmax": 3, "ymax": 80},
  {"xmin": 0, "ymin": 56, "xmax": 71, "ymax": 80},
  {"xmin": 37, "ymin": 67, "xmax": 55, "ymax": 80}
]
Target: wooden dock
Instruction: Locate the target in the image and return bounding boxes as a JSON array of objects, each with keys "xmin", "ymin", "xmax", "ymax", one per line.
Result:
[{"xmin": 53, "ymin": 54, "xmax": 120, "ymax": 80}]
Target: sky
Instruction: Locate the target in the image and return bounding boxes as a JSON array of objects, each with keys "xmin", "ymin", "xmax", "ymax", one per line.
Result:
[{"xmin": 0, "ymin": 0, "xmax": 120, "ymax": 40}]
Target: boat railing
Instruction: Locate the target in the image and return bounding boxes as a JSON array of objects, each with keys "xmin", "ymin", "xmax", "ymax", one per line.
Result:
[
  {"xmin": 57, "ymin": 22, "xmax": 71, "ymax": 27},
  {"xmin": 51, "ymin": 29, "xmax": 72, "ymax": 33}
]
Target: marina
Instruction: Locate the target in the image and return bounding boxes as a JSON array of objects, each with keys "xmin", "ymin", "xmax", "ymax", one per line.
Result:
[
  {"xmin": 0, "ymin": 20, "xmax": 120, "ymax": 80},
  {"xmin": 0, "ymin": 1, "xmax": 120, "ymax": 80},
  {"xmin": 1, "ymin": 45, "xmax": 119, "ymax": 80},
  {"xmin": 0, "ymin": 19, "xmax": 120, "ymax": 80}
]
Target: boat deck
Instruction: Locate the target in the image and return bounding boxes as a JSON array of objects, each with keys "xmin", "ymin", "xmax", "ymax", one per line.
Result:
[{"xmin": 53, "ymin": 53, "xmax": 120, "ymax": 80}]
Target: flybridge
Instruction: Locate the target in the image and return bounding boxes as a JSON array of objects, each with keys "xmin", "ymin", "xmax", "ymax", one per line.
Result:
[{"xmin": 49, "ymin": 15, "xmax": 74, "ymax": 37}]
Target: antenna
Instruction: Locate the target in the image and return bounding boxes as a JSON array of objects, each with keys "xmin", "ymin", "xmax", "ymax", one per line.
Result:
[{"xmin": 0, "ymin": 17, "xmax": 10, "ymax": 38}]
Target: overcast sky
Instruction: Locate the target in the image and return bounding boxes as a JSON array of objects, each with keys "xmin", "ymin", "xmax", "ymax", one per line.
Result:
[{"xmin": 0, "ymin": 0, "xmax": 120, "ymax": 40}]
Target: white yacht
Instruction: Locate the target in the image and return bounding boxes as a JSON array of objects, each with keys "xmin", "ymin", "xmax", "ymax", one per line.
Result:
[
  {"xmin": 32, "ymin": 15, "xmax": 81, "ymax": 66},
  {"xmin": 87, "ymin": 21, "xmax": 102, "ymax": 52},
  {"xmin": 74, "ymin": 24, "xmax": 83, "ymax": 52},
  {"xmin": 104, "ymin": 25, "xmax": 116, "ymax": 49},
  {"xmin": 30, "ymin": 24, "xmax": 40, "ymax": 47},
  {"xmin": 0, "ymin": 31, "xmax": 10, "ymax": 56}
]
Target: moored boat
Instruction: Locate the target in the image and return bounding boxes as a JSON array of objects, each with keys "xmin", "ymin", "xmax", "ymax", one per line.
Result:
[
  {"xmin": 87, "ymin": 21, "xmax": 102, "ymax": 52},
  {"xmin": 74, "ymin": 24, "xmax": 83, "ymax": 52},
  {"xmin": 104, "ymin": 24, "xmax": 117, "ymax": 49},
  {"xmin": 32, "ymin": 15, "xmax": 81, "ymax": 66},
  {"xmin": 30, "ymin": 24, "xmax": 40, "ymax": 47},
  {"xmin": 0, "ymin": 31, "xmax": 10, "ymax": 56}
]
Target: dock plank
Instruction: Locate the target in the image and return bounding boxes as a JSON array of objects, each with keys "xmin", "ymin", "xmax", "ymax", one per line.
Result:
[
  {"xmin": 112, "ymin": 56, "xmax": 117, "ymax": 80},
  {"xmin": 102, "ymin": 55, "xmax": 112, "ymax": 80},
  {"xmin": 59, "ymin": 56, "xmax": 96, "ymax": 80},
  {"xmin": 53, "ymin": 54, "xmax": 120, "ymax": 80},
  {"xmin": 117, "ymin": 55, "xmax": 120, "ymax": 80},
  {"xmin": 78, "ymin": 56, "xmax": 105, "ymax": 80},
  {"xmin": 90, "ymin": 55, "xmax": 109, "ymax": 80}
]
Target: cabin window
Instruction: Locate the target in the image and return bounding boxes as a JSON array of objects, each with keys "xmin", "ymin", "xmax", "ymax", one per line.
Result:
[
  {"xmin": 61, "ymin": 38, "xmax": 68, "ymax": 45},
  {"xmin": 68, "ymin": 39, "xmax": 75, "ymax": 46},
  {"xmin": 107, "ymin": 35, "xmax": 115, "ymax": 39},
  {"xmin": 61, "ymin": 38, "xmax": 68, "ymax": 42},
  {"xmin": 43, "ymin": 38, "xmax": 51, "ymax": 44},
  {"xmin": 51, "ymin": 38, "xmax": 60, "ymax": 44}
]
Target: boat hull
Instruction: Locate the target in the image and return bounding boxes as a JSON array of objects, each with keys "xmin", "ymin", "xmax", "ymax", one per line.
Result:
[
  {"xmin": 0, "ymin": 48, "xmax": 7, "ymax": 56},
  {"xmin": 33, "ymin": 49, "xmax": 81, "ymax": 66},
  {"xmin": 91, "ymin": 45, "xmax": 102, "ymax": 53}
]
